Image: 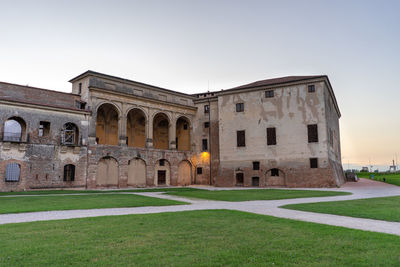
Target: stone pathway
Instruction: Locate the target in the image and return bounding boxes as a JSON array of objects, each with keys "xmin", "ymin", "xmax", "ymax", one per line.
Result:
[{"xmin": 1, "ymin": 178, "xmax": 400, "ymax": 236}]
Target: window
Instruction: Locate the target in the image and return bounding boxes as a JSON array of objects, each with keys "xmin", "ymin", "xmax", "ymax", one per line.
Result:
[
  {"xmin": 308, "ymin": 84, "xmax": 315, "ymax": 93},
  {"xmin": 267, "ymin": 127, "xmax": 276, "ymax": 145},
  {"xmin": 237, "ymin": 130, "xmax": 245, "ymax": 147},
  {"xmin": 253, "ymin": 161, "xmax": 260, "ymax": 170},
  {"xmin": 329, "ymin": 129, "xmax": 334, "ymax": 147},
  {"xmin": 78, "ymin": 83, "xmax": 82, "ymax": 94},
  {"xmin": 236, "ymin": 103, "xmax": 244, "ymax": 112},
  {"xmin": 236, "ymin": 173, "xmax": 244, "ymax": 186},
  {"xmin": 75, "ymin": 101, "xmax": 86, "ymax": 109},
  {"xmin": 252, "ymin": 177, "xmax": 259, "ymax": 186},
  {"xmin": 3, "ymin": 118, "xmax": 24, "ymax": 142},
  {"xmin": 204, "ymin": 122, "xmax": 210, "ymax": 128},
  {"xmin": 202, "ymin": 139, "xmax": 208, "ymax": 151},
  {"xmin": 271, "ymin": 168, "xmax": 279, "ymax": 176},
  {"xmin": 5, "ymin": 163, "xmax": 20, "ymax": 182},
  {"xmin": 159, "ymin": 159, "xmax": 165, "ymax": 166},
  {"xmin": 265, "ymin": 90, "xmax": 274, "ymax": 98},
  {"xmin": 183, "ymin": 124, "xmax": 188, "ymax": 130},
  {"xmin": 197, "ymin": 167, "xmax": 203, "ymax": 174},
  {"xmin": 310, "ymin": 158, "xmax": 318, "ymax": 168},
  {"xmin": 63, "ymin": 164, "xmax": 75, "ymax": 182},
  {"xmin": 62, "ymin": 123, "xmax": 79, "ymax": 145},
  {"xmin": 307, "ymin": 124, "xmax": 318, "ymax": 143},
  {"xmin": 39, "ymin": 121, "xmax": 50, "ymax": 137},
  {"xmin": 204, "ymin": 105, "xmax": 210, "ymax": 114}
]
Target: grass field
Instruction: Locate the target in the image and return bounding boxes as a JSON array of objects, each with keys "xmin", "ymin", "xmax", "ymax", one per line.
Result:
[
  {"xmin": 0, "ymin": 187, "xmax": 201, "ymax": 196},
  {"xmin": 166, "ymin": 189, "xmax": 351, "ymax": 201},
  {"xmin": 357, "ymin": 172, "xmax": 400, "ymax": 186},
  {"xmin": 0, "ymin": 194, "xmax": 186, "ymax": 214},
  {"xmin": 282, "ymin": 195, "xmax": 400, "ymax": 222},
  {"xmin": 0, "ymin": 210, "xmax": 399, "ymax": 266}
]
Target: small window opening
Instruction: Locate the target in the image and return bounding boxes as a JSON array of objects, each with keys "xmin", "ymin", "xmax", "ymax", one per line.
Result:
[
  {"xmin": 252, "ymin": 177, "xmax": 260, "ymax": 186},
  {"xmin": 308, "ymin": 85, "xmax": 315, "ymax": 93},
  {"xmin": 78, "ymin": 83, "xmax": 82, "ymax": 94},
  {"xmin": 204, "ymin": 105, "xmax": 210, "ymax": 114},
  {"xmin": 39, "ymin": 121, "xmax": 50, "ymax": 137},
  {"xmin": 237, "ymin": 130, "xmax": 245, "ymax": 147},
  {"xmin": 236, "ymin": 173, "xmax": 244, "ymax": 186},
  {"xmin": 202, "ymin": 139, "xmax": 208, "ymax": 151},
  {"xmin": 307, "ymin": 124, "xmax": 318, "ymax": 143},
  {"xmin": 236, "ymin": 103, "xmax": 244, "ymax": 112},
  {"xmin": 265, "ymin": 90, "xmax": 274, "ymax": 98},
  {"xmin": 271, "ymin": 168, "xmax": 279, "ymax": 176},
  {"xmin": 253, "ymin": 161, "xmax": 260, "ymax": 170},
  {"xmin": 64, "ymin": 164, "xmax": 75, "ymax": 181},
  {"xmin": 204, "ymin": 122, "xmax": 210, "ymax": 128},
  {"xmin": 159, "ymin": 159, "xmax": 165, "ymax": 166},
  {"xmin": 310, "ymin": 158, "xmax": 318, "ymax": 168},
  {"xmin": 183, "ymin": 124, "xmax": 188, "ymax": 130},
  {"xmin": 197, "ymin": 167, "xmax": 203, "ymax": 174},
  {"xmin": 267, "ymin": 127, "xmax": 276, "ymax": 146}
]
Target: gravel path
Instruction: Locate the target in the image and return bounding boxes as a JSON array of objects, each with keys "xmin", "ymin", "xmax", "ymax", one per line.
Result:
[{"xmin": 1, "ymin": 178, "xmax": 400, "ymax": 236}]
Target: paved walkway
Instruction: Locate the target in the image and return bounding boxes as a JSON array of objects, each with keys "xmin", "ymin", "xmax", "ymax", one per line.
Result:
[{"xmin": 1, "ymin": 178, "xmax": 400, "ymax": 236}]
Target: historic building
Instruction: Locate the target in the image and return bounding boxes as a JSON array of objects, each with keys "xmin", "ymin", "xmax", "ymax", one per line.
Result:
[{"xmin": 0, "ymin": 71, "xmax": 345, "ymax": 191}]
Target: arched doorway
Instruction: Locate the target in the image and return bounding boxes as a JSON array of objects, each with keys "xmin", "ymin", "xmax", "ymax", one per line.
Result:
[
  {"xmin": 3, "ymin": 117, "xmax": 26, "ymax": 142},
  {"xmin": 176, "ymin": 117, "xmax": 190, "ymax": 151},
  {"xmin": 153, "ymin": 113, "xmax": 169, "ymax": 149},
  {"xmin": 96, "ymin": 103, "xmax": 119, "ymax": 145},
  {"xmin": 265, "ymin": 168, "xmax": 286, "ymax": 187},
  {"xmin": 178, "ymin": 160, "xmax": 192, "ymax": 185},
  {"xmin": 96, "ymin": 157, "xmax": 119, "ymax": 187},
  {"xmin": 154, "ymin": 159, "xmax": 170, "ymax": 186},
  {"xmin": 128, "ymin": 158, "xmax": 147, "ymax": 186},
  {"xmin": 127, "ymin": 109, "xmax": 146, "ymax": 148}
]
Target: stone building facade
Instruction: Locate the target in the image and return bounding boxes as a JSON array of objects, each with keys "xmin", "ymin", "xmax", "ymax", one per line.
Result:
[{"xmin": 0, "ymin": 71, "xmax": 345, "ymax": 191}]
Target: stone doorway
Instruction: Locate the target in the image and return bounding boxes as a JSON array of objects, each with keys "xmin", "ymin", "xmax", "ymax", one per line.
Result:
[{"xmin": 158, "ymin": 170, "xmax": 166, "ymax": 185}]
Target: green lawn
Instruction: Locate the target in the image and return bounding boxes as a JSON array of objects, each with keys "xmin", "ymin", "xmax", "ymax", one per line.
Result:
[
  {"xmin": 282, "ymin": 195, "xmax": 400, "ymax": 222},
  {"xmin": 0, "ymin": 194, "xmax": 186, "ymax": 214},
  {"xmin": 357, "ymin": 172, "xmax": 400, "ymax": 186},
  {"xmin": 0, "ymin": 210, "xmax": 399, "ymax": 266},
  {"xmin": 0, "ymin": 187, "xmax": 201, "ymax": 196},
  {"xmin": 166, "ymin": 189, "xmax": 351, "ymax": 201}
]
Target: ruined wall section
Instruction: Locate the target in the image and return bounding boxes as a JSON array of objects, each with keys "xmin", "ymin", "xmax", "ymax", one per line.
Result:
[
  {"xmin": 0, "ymin": 104, "xmax": 89, "ymax": 191},
  {"xmin": 216, "ymin": 80, "xmax": 337, "ymax": 187}
]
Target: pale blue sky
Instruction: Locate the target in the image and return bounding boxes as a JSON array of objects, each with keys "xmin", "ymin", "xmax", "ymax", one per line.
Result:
[{"xmin": 1, "ymin": 0, "xmax": 399, "ymax": 169}]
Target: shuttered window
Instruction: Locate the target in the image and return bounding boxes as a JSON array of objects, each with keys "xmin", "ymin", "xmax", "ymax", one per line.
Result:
[
  {"xmin": 267, "ymin": 127, "xmax": 276, "ymax": 145},
  {"xmin": 237, "ymin": 130, "xmax": 245, "ymax": 147},
  {"xmin": 5, "ymin": 163, "xmax": 20, "ymax": 182}
]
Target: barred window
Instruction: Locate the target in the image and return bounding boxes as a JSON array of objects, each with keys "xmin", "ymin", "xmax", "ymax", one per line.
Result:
[
  {"xmin": 63, "ymin": 164, "xmax": 75, "ymax": 182},
  {"xmin": 308, "ymin": 85, "xmax": 315, "ymax": 93},
  {"xmin": 236, "ymin": 103, "xmax": 244, "ymax": 112},
  {"xmin": 271, "ymin": 168, "xmax": 279, "ymax": 176},
  {"xmin": 253, "ymin": 161, "xmax": 260, "ymax": 170},
  {"xmin": 265, "ymin": 90, "xmax": 274, "ymax": 98},
  {"xmin": 237, "ymin": 130, "xmax": 246, "ymax": 147},
  {"xmin": 5, "ymin": 163, "xmax": 20, "ymax": 182}
]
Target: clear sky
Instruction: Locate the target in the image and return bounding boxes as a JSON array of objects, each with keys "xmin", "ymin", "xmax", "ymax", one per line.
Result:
[{"xmin": 1, "ymin": 0, "xmax": 399, "ymax": 170}]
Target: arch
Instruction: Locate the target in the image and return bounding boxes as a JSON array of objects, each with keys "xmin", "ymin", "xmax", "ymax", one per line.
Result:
[
  {"xmin": 62, "ymin": 123, "xmax": 79, "ymax": 145},
  {"xmin": 128, "ymin": 158, "xmax": 147, "ymax": 186},
  {"xmin": 153, "ymin": 113, "xmax": 170, "ymax": 149},
  {"xmin": 3, "ymin": 117, "xmax": 26, "ymax": 142},
  {"xmin": 265, "ymin": 168, "xmax": 286, "ymax": 187},
  {"xmin": 177, "ymin": 160, "xmax": 192, "ymax": 186},
  {"xmin": 96, "ymin": 103, "xmax": 119, "ymax": 145},
  {"xmin": 154, "ymin": 159, "xmax": 170, "ymax": 186},
  {"xmin": 127, "ymin": 108, "xmax": 146, "ymax": 148},
  {"xmin": 176, "ymin": 116, "xmax": 191, "ymax": 151},
  {"xmin": 63, "ymin": 164, "xmax": 75, "ymax": 181},
  {"xmin": 96, "ymin": 157, "xmax": 119, "ymax": 187}
]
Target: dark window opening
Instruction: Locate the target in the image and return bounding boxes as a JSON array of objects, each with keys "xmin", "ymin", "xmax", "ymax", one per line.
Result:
[
  {"xmin": 62, "ymin": 123, "xmax": 79, "ymax": 146},
  {"xmin": 307, "ymin": 124, "xmax": 318, "ymax": 143},
  {"xmin": 236, "ymin": 103, "xmax": 244, "ymax": 112},
  {"xmin": 271, "ymin": 168, "xmax": 279, "ymax": 176},
  {"xmin": 159, "ymin": 159, "xmax": 165, "ymax": 166},
  {"xmin": 265, "ymin": 90, "xmax": 274, "ymax": 98},
  {"xmin": 197, "ymin": 167, "xmax": 203, "ymax": 174},
  {"xmin": 157, "ymin": 170, "xmax": 166, "ymax": 185},
  {"xmin": 267, "ymin": 127, "xmax": 276, "ymax": 145},
  {"xmin": 202, "ymin": 139, "xmax": 208, "ymax": 151},
  {"xmin": 183, "ymin": 124, "xmax": 188, "ymax": 130},
  {"xmin": 39, "ymin": 121, "xmax": 50, "ymax": 137},
  {"xmin": 310, "ymin": 158, "xmax": 318, "ymax": 168},
  {"xmin": 252, "ymin": 177, "xmax": 260, "ymax": 186},
  {"xmin": 5, "ymin": 163, "xmax": 20, "ymax": 182},
  {"xmin": 253, "ymin": 161, "xmax": 260, "ymax": 170},
  {"xmin": 204, "ymin": 105, "xmax": 210, "ymax": 114},
  {"xmin": 78, "ymin": 83, "xmax": 82, "ymax": 94},
  {"xmin": 237, "ymin": 130, "xmax": 245, "ymax": 147},
  {"xmin": 204, "ymin": 122, "xmax": 210, "ymax": 128},
  {"xmin": 236, "ymin": 173, "xmax": 244, "ymax": 186},
  {"xmin": 75, "ymin": 101, "xmax": 86, "ymax": 109},
  {"xmin": 308, "ymin": 85, "xmax": 315, "ymax": 93}
]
